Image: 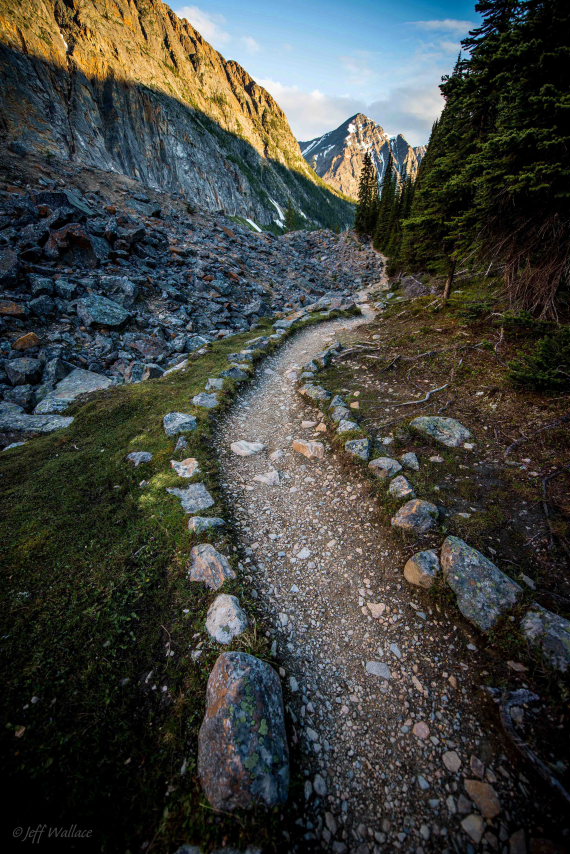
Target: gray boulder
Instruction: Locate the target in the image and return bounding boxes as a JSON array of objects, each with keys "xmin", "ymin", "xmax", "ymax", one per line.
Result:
[
  {"xmin": 300, "ymin": 383, "xmax": 331, "ymax": 402},
  {"xmin": 389, "ymin": 474, "xmax": 415, "ymax": 499},
  {"xmin": 198, "ymin": 652, "xmax": 289, "ymax": 810},
  {"xmin": 126, "ymin": 451, "xmax": 153, "ymax": 466},
  {"xmin": 400, "ymin": 452, "xmax": 420, "ymax": 471},
  {"xmin": 410, "ymin": 416, "xmax": 472, "ymax": 448},
  {"xmin": 76, "ymin": 294, "xmax": 131, "ymax": 328},
  {"xmin": 163, "ymin": 411, "xmax": 197, "ymax": 436},
  {"xmin": 206, "ymin": 594, "xmax": 249, "ymax": 644},
  {"xmin": 336, "ymin": 418, "xmax": 359, "ymax": 434},
  {"xmin": 0, "ymin": 401, "xmax": 73, "ymax": 435},
  {"xmin": 344, "ymin": 438, "xmax": 371, "ymax": 461},
  {"xmin": 167, "ymin": 483, "xmax": 214, "ymax": 514},
  {"xmin": 391, "ymin": 499, "xmax": 439, "ymax": 534},
  {"xmin": 192, "ymin": 392, "xmax": 219, "ymax": 409},
  {"xmin": 5, "ymin": 357, "xmax": 42, "ymax": 386},
  {"xmin": 188, "ymin": 516, "xmax": 225, "ymax": 533},
  {"xmin": 35, "ymin": 368, "xmax": 112, "ymax": 413},
  {"xmin": 369, "ymin": 456, "xmax": 402, "ymax": 479},
  {"xmin": 221, "ymin": 366, "xmax": 249, "ymax": 381},
  {"xmin": 441, "ymin": 536, "xmax": 522, "ymax": 632},
  {"xmin": 521, "ymin": 604, "xmax": 570, "ymax": 672}
]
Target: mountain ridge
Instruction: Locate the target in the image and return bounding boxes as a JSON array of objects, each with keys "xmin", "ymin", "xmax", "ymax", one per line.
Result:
[
  {"xmin": 0, "ymin": 0, "xmax": 352, "ymax": 229},
  {"xmin": 300, "ymin": 113, "xmax": 426, "ymax": 199}
]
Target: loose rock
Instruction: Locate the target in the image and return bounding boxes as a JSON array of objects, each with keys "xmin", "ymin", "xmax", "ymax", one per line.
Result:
[
  {"xmin": 167, "ymin": 483, "xmax": 214, "ymax": 513},
  {"xmin": 410, "ymin": 415, "xmax": 472, "ymax": 448},
  {"xmin": 231, "ymin": 440, "xmax": 266, "ymax": 456},
  {"xmin": 441, "ymin": 536, "xmax": 522, "ymax": 632},
  {"xmin": 198, "ymin": 652, "xmax": 289, "ymax": 809},
  {"xmin": 404, "ymin": 550, "xmax": 440, "ymax": 589},
  {"xmin": 206, "ymin": 594, "xmax": 249, "ymax": 643},
  {"xmin": 163, "ymin": 412, "xmax": 198, "ymax": 436},
  {"xmin": 368, "ymin": 456, "xmax": 402, "ymax": 479},
  {"xmin": 391, "ymin": 499, "xmax": 439, "ymax": 534},
  {"xmin": 520, "ymin": 604, "xmax": 570, "ymax": 672},
  {"xmin": 188, "ymin": 544, "xmax": 236, "ymax": 590}
]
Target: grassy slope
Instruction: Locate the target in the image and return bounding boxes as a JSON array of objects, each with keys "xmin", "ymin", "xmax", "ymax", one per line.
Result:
[{"xmin": 0, "ymin": 312, "xmax": 355, "ymax": 852}]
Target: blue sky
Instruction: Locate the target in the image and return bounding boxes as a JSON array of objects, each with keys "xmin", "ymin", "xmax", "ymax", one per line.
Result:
[{"xmin": 172, "ymin": 1, "xmax": 479, "ymax": 146}]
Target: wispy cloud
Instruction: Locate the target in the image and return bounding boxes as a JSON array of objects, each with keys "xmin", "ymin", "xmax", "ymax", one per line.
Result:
[
  {"xmin": 178, "ymin": 6, "xmax": 231, "ymax": 47},
  {"xmin": 257, "ymin": 79, "xmax": 364, "ymax": 141},
  {"xmin": 340, "ymin": 51, "xmax": 376, "ymax": 86},
  {"xmin": 411, "ymin": 19, "xmax": 474, "ymax": 36},
  {"xmin": 241, "ymin": 35, "xmax": 260, "ymax": 53}
]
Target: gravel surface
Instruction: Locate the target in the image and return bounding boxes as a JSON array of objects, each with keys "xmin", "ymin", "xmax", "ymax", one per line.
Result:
[{"xmin": 216, "ymin": 311, "xmax": 544, "ymax": 853}]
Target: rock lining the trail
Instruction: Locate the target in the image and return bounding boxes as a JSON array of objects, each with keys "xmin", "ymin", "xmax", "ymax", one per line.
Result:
[
  {"xmin": 206, "ymin": 594, "xmax": 249, "ymax": 644},
  {"xmin": 167, "ymin": 483, "xmax": 214, "ymax": 513},
  {"xmin": 441, "ymin": 536, "xmax": 522, "ymax": 632},
  {"xmin": 188, "ymin": 543, "xmax": 235, "ymax": 590},
  {"xmin": 198, "ymin": 652, "xmax": 289, "ymax": 810}
]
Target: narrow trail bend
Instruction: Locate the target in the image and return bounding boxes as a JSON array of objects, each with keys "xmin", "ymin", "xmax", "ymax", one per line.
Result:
[{"xmin": 216, "ymin": 310, "xmax": 531, "ymax": 853}]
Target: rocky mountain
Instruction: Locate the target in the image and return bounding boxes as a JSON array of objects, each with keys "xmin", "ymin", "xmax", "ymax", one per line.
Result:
[
  {"xmin": 300, "ymin": 114, "xmax": 426, "ymax": 199},
  {"xmin": 0, "ymin": 0, "xmax": 352, "ymax": 230}
]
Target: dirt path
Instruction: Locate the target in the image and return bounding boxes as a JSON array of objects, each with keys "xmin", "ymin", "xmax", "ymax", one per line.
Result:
[{"xmin": 216, "ymin": 311, "xmax": 534, "ymax": 853}]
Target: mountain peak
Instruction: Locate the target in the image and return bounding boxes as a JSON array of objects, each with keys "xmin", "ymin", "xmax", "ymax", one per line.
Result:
[{"xmin": 300, "ymin": 116, "xmax": 423, "ymax": 199}]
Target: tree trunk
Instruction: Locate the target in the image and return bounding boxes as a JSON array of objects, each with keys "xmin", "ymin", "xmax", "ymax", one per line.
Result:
[{"xmin": 443, "ymin": 258, "xmax": 456, "ymax": 302}]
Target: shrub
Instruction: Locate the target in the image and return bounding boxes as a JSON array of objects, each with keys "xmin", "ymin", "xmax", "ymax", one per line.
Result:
[{"xmin": 508, "ymin": 327, "xmax": 570, "ymax": 391}]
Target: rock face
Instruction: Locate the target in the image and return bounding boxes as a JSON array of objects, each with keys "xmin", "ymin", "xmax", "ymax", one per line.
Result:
[
  {"xmin": 198, "ymin": 652, "xmax": 289, "ymax": 810},
  {"xmin": 441, "ymin": 537, "xmax": 522, "ymax": 632},
  {"xmin": 521, "ymin": 604, "xmax": 570, "ymax": 672},
  {"xmin": 206, "ymin": 594, "xmax": 249, "ymax": 644},
  {"xmin": 300, "ymin": 114, "xmax": 425, "ymax": 199},
  {"xmin": 410, "ymin": 416, "xmax": 472, "ymax": 448},
  {"xmin": 0, "ymin": 0, "xmax": 351, "ymax": 229}
]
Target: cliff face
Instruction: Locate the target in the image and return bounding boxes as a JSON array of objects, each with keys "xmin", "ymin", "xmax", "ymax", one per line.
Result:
[
  {"xmin": 0, "ymin": 0, "xmax": 352, "ymax": 228},
  {"xmin": 300, "ymin": 114, "xmax": 425, "ymax": 199}
]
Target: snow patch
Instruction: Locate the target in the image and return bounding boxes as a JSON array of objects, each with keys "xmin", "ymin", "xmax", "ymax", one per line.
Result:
[
  {"xmin": 269, "ymin": 197, "xmax": 285, "ymax": 223},
  {"xmin": 245, "ymin": 217, "xmax": 262, "ymax": 233}
]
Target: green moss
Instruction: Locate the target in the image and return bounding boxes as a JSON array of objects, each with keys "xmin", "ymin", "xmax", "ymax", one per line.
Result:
[{"xmin": 0, "ymin": 316, "xmax": 332, "ymax": 853}]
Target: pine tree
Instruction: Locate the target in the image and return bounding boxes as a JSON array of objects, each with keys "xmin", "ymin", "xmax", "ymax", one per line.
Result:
[
  {"xmin": 373, "ymin": 148, "xmax": 398, "ymax": 252},
  {"xmin": 284, "ymin": 200, "xmax": 301, "ymax": 232},
  {"xmin": 355, "ymin": 152, "xmax": 379, "ymax": 235}
]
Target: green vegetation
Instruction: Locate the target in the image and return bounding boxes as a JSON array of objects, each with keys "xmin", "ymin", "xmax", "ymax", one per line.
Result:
[
  {"xmin": 398, "ymin": 0, "xmax": 570, "ymax": 315},
  {"xmin": 354, "ymin": 151, "xmax": 378, "ymax": 235},
  {"xmin": 509, "ymin": 326, "xmax": 570, "ymax": 390},
  {"xmin": 0, "ymin": 311, "xmax": 357, "ymax": 852}
]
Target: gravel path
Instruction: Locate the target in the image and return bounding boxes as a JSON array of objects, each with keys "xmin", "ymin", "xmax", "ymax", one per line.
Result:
[{"xmin": 216, "ymin": 312, "xmax": 533, "ymax": 853}]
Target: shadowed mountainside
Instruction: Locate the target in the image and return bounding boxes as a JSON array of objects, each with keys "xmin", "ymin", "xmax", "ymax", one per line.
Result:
[{"xmin": 0, "ymin": 0, "xmax": 353, "ymax": 229}]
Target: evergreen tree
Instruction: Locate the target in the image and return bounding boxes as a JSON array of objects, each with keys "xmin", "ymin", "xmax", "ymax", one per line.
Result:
[
  {"xmin": 373, "ymin": 149, "xmax": 398, "ymax": 252},
  {"xmin": 400, "ymin": 0, "xmax": 570, "ymax": 315},
  {"xmin": 355, "ymin": 152, "xmax": 379, "ymax": 235},
  {"xmin": 284, "ymin": 200, "xmax": 302, "ymax": 232}
]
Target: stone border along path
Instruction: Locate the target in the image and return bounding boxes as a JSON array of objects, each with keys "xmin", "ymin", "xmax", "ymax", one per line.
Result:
[{"xmin": 214, "ymin": 304, "xmax": 561, "ymax": 853}]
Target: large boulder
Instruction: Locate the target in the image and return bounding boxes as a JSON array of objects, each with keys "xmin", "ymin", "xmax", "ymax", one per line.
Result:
[
  {"xmin": 0, "ymin": 401, "xmax": 73, "ymax": 435},
  {"xmin": 521, "ymin": 604, "xmax": 570, "ymax": 673},
  {"xmin": 5, "ymin": 357, "xmax": 42, "ymax": 386},
  {"xmin": 198, "ymin": 652, "xmax": 289, "ymax": 810},
  {"xmin": 45, "ymin": 224, "xmax": 110, "ymax": 267},
  {"xmin": 410, "ymin": 416, "xmax": 472, "ymax": 448},
  {"xmin": 34, "ymin": 368, "xmax": 112, "ymax": 413},
  {"xmin": 441, "ymin": 537, "xmax": 522, "ymax": 632}
]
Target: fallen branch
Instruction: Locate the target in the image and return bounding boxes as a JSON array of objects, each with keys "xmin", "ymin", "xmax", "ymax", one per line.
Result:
[
  {"xmin": 541, "ymin": 463, "xmax": 570, "ymax": 558},
  {"xmin": 393, "ymin": 383, "xmax": 449, "ymax": 407},
  {"xmin": 504, "ymin": 414, "xmax": 570, "ymax": 457}
]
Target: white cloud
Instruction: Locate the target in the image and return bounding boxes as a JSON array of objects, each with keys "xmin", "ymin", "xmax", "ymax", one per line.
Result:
[
  {"xmin": 257, "ymin": 79, "xmax": 364, "ymax": 141},
  {"xmin": 340, "ymin": 52, "xmax": 376, "ymax": 86},
  {"xmin": 367, "ymin": 84, "xmax": 444, "ymax": 146},
  {"xmin": 411, "ymin": 19, "xmax": 474, "ymax": 36},
  {"xmin": 177, "ymin": 6, "xmax": 230, "ymax": 47},
  {"xmin": 241, "ymin": 35, "xmax": 260, "ymax": 53}
]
